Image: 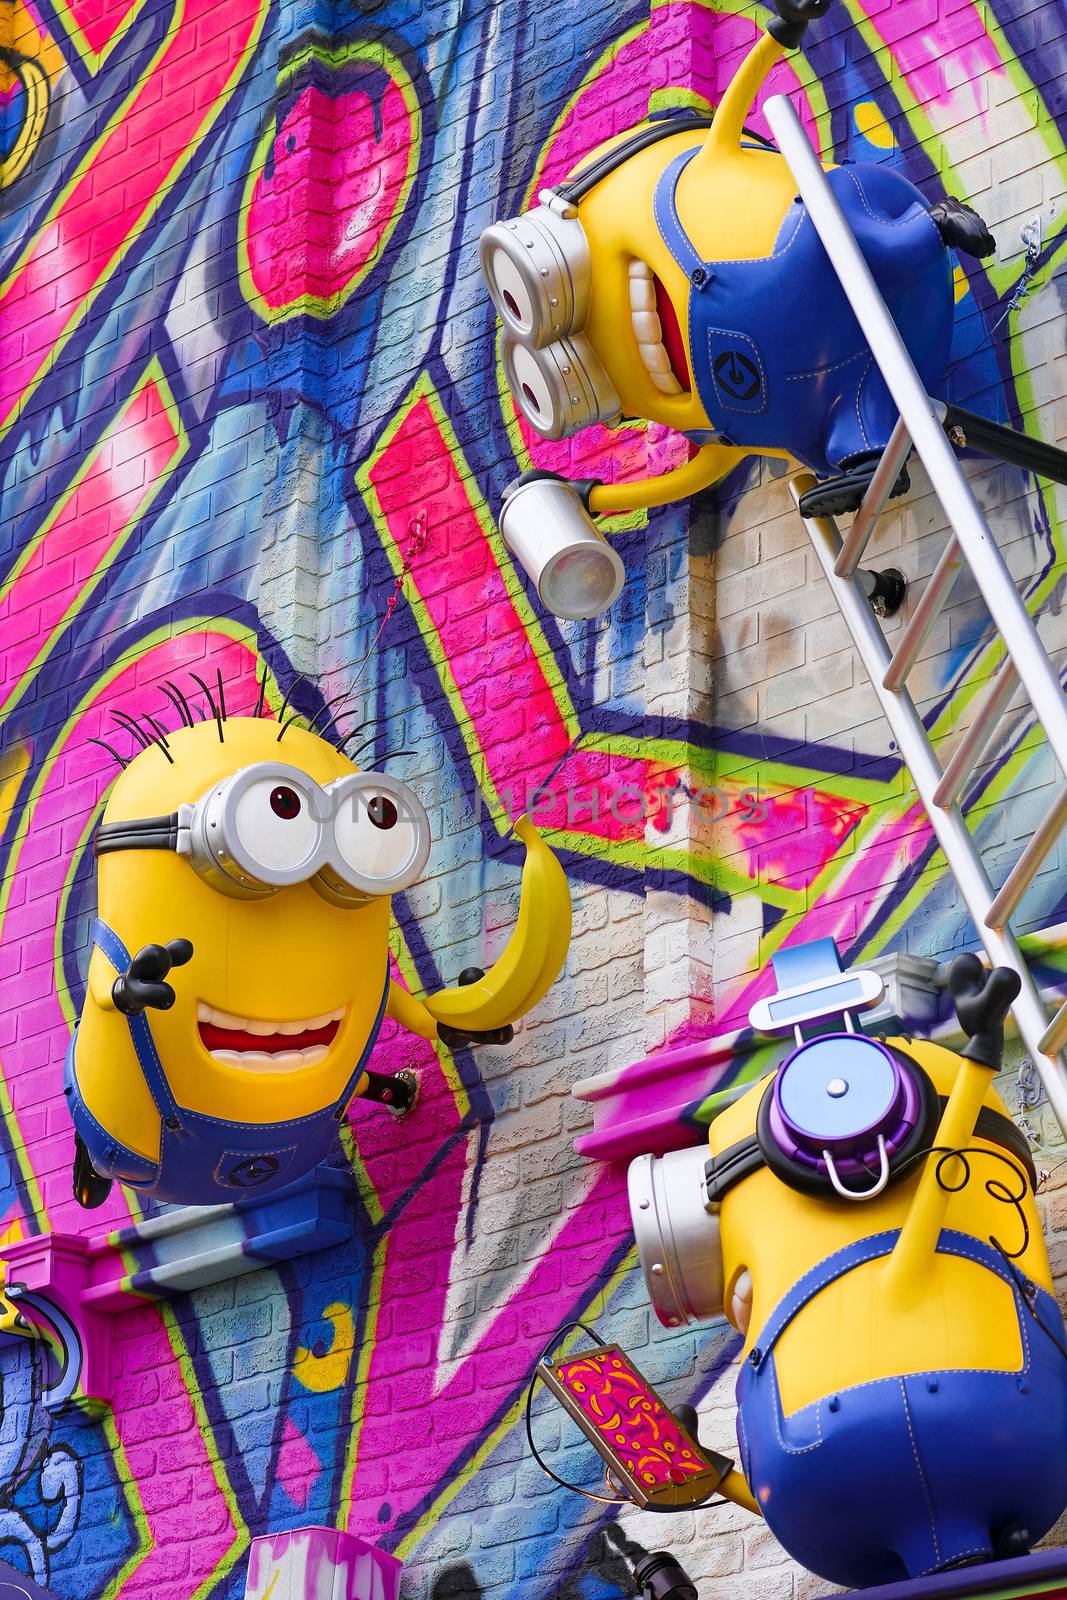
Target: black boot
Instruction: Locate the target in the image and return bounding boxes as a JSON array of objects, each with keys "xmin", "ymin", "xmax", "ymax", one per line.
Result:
[
  {"xmin": 798, "ymin": 454, "xmax": 911, "ymax": 518},
  {"xmin": 73, "ymin": 1134, "xmax": 113, "ymax": 1209},
  {"xmin": 930, "ymin": 198, "xmax": 996, "ymax": 259}
]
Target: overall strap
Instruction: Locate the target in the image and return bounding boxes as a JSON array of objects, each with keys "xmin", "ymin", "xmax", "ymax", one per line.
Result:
[
  {"xmin": 92, "ymin": 918, "xmax": 184, "ymax": 1129},
  {"xmin": 750, "ymin": 1228, "xmax": 1022, "ymax": 1372},
  {"xmin": 652, "ymin": 149, "xmax": 706, "ymax": 280},
  {"xmin": 331, "ymin": 962, "xmax": 392, "ymax": 1118}
]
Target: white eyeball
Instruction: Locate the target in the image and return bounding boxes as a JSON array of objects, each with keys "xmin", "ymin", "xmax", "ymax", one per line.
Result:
[
  {"xmin": 332, "ymin": 780, "xmax": 429, "ymax": 890},
  {"xmin": 232, "ymin": 776, "xmax": 320, "ymax": 874}
]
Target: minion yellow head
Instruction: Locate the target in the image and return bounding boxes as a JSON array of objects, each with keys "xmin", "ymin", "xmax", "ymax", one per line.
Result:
[
  {"xmin": 481, "ymin": 104, "xmax": 797, "ymax": 447},
  {"xmin": 79, "ymin": 712, "xmax": 429, "ymax": 1147}
]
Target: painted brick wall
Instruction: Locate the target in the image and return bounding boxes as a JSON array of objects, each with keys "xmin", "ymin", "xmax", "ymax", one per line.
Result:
[{"xmin": 1, "ymin": 0, "xmax": 1066, "ymax": 1595}]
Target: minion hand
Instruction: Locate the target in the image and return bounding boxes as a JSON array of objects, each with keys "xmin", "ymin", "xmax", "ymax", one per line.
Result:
[
  {"xmin": 767, "ymin": 0, "xmax": 832, "ymax": 47},
  {"xmin": 436, "ymin": 967, "xmax": 515, "ymax": 1051},
  {"xmin": 948, "ymin": 952, "xmax": 1021, "ymax": 1071},
  {"xmin": 112, "ymin": 939, "xmax": 194, "ymax": 1017}
]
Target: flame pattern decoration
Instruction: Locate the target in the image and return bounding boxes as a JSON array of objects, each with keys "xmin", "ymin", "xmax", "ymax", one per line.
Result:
[{"xmin": 0, "ymin": 0, "xmax": 1065, "ymax": 1594}]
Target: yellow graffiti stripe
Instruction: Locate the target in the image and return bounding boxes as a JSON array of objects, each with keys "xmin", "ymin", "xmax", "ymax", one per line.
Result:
[
  {"xmin": 0, "ymin": 0, "xmax": 270, "ymax": 448},
  {"xmin": 98, "ymin": 1409, "xmax": 154, "ymax": 1600},
  {"xmin": 336, "ymin": 1238, "xmax": 388, "ymax": 1528},
  {"xmin": 393, "ymin": 1245, "xmax": 640, "ymax": 1559},
  {"xmin": 0, "ymin": 57, "xmax": 48, "ymax": 187},
  {"xmin": 159, "ymin": 1300, "xmax": 249, "ymax": 1600},
  {"xmin": 48, "ymin": 0, "xmax": 150, "ymax": 75},
  {"xmin": 357, "ymin": 372, "xmax": 579, "ymax": 834},
  {"xmin": 0, "ymin": 360, "xmax": 187, "ymax": 724},
  {"xmin": 237, "ymin": 37, "xmax": 423, "ymax": 324}
]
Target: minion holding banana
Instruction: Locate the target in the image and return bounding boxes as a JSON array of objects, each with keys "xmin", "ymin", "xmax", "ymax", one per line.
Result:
[
  {"xmin": 70, "ymin": 688, "xmax": 571, "ymax": 1208},
  {"xmin": 481, "ymin": 0, "xmax": 994, "ymax": 619},
  {"xmin": 629, "ymin": 941, "xmax": 1067, "ymax": 1584}
]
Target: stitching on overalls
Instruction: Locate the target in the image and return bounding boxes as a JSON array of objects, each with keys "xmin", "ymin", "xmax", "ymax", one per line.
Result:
[{"xmin": 900, "ymin": 1377, "xmax": 941, "ymax": 1567}]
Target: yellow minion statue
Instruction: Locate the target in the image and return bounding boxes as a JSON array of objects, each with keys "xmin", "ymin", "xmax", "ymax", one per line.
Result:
[{"xmin": 69, "ymin": 673, "xmax": 571, "ymax": 1208}]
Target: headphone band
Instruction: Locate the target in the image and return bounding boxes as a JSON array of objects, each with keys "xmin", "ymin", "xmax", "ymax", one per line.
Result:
[
  {"xmin": 553, "ymin": 112, "xmax": 773, "ymax": 206},
  {"xmin": 706, "ymin": 1095, "xmax": 1038, "ymax": 1206}
]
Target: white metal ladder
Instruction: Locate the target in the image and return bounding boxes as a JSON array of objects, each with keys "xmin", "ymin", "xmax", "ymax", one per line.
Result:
[{"xmin": 764, "ymin": 93, "xmax": 1067, "ymax": 1132}]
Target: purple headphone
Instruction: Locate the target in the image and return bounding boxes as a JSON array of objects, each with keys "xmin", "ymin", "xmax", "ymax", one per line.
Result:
[{"xmin": 746, "ymin": 939, "xmax": 939, "ymax": 1201}]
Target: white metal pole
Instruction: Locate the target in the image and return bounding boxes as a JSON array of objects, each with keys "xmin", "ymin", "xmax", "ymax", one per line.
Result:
[
  {"xmin": 791, "ymin": 474, "xmax": 1067, "ymax": 1131},
  {"xmin": 766, "ymin": 93, "xmax": 1067, "ymax": 787}
]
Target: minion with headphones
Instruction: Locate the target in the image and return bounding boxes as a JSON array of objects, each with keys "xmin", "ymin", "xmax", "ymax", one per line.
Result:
[
  {"xmin": 69, "ymin": 707, "xmax": 571, "ymax": 1209},
  {"xmin": 629, "ymin": 940, "xmax": 1067, "ymax": 1585},
  {"xmin": 481, "ymin": 0, "xmax": 994, "ymax": 621}
]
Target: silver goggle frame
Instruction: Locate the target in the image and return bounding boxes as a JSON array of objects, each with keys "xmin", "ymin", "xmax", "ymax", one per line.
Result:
[
  {"xmin": 481, "ymin": 192, "xmax": 621, "ymax": 441},
  {"xmin": 479, "ymin": 198, "xmax": 591, "ymax": 349},
  {"xmin": 97, "ymin": 763, "xmax": 431, "ymax": 908}
]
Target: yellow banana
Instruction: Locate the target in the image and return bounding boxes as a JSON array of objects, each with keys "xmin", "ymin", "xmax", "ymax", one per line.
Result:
[{"xmin": 424, "ymin": 815, "xmax": 571, "ymax": 1031}]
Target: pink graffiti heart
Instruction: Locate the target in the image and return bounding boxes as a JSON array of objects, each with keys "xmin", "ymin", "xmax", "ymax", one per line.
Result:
[{"xmin": 244, "ymin": 71, "xmax": 415, "ymax": 317}]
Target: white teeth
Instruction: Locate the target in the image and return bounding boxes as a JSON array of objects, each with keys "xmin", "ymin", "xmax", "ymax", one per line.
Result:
[
  {"xmin": 639, "ymin": 341, "xmax": 672, "ymax": 374},
  {"xmin": 208, "ymin": 1044, "xmax": 330, "ymax": 1073},
  {"xmin": 196, "ymin": 1003, "xmax": 345, "ymax": 1034},
  {"xmin": 629, "ymin": 276, "xmax": 655, "ymax": 312},
  {"xmin": 628, "ymin": 259, "xmax": 685, "ymax": 396}
]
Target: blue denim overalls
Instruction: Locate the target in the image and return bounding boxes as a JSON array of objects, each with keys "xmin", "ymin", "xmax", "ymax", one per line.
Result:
[
  {"xmin": 65, "ymin": 919, "xmax": 388, "ymax": 1205},
  {"xmin": 736, "ymin": 1228, "xmax": 1067, "ymax": 1587},
  {"xmin": 653, "ymin": 153, "xmax": 954, "ymax": 475}
]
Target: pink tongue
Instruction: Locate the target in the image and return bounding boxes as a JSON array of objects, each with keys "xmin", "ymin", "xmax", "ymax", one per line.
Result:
[{"xmin": 198, "ymin": 1019, "xmax": 339, "ymax": 1054}]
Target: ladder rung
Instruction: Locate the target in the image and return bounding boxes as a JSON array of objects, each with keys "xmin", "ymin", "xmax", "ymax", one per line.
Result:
[
  {"xmin": 933, "ymin": 658, "xmax": 1020, "ymax": 808},
  {"xmin": 985, "ymin": 787, "xmax": 1067, "ymax": 929},
  {"xmin": 1041, "ymin": 998, "xmax": 1067, "ymax": 1058},
  {"xmin": 835, "ymin": 416, "xmax": 913, "ymax": 578},
  {"xmin": 883, "ymin": 537, "xmax": 962, "ymax": 692}
]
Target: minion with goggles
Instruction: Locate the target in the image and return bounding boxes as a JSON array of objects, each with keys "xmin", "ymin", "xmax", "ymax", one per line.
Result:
[
  {"xmin": 481, "ymin": 0, "xmax": 995, "ymax": 620},
  {"xmin": 68, "ymin": 714, "xmax": 571, "ymax": 1208},
  {"xmin": 628, "ymin": 940, "xmax": 1067, "ymax": 1584}
]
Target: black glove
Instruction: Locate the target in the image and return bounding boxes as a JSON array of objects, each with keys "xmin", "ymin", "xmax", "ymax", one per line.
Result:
[
  {"xmin": 948, "ymin": 952, "xmax": 1020, "ymax": 1070},
  {"xmin": 767, "ymin": 0, "xmax": 831, "ymax": 47},
  {"xmin": 437, "ymin": 967, "xmax": 515, "ymax": 1051},
  {"xmin": 112, "ymin": 939, "xmax": 194, "ymax": 1016}
]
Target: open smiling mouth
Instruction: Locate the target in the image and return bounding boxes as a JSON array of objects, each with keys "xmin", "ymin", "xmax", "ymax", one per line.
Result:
[
  {"xmin": 629, "ymin": 260, "xmax": 691, "ymax": 395},
  {"xmin": 196, "ymin": 1004, "xmax": 345, "ymax": 1072}
]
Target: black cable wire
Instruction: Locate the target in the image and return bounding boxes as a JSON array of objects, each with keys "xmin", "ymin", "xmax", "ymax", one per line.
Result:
[
  {"xmin": 524, "ymin": 1320, "xmax": 629, "ymax": 1506},
  {"xmin": 525, "ymin": 1321, "xmax": 730, "ymax": 1513},
  {"xmin": 990, "ymin": 1238, "xmax": 1067, "ymax": 1365},
  {"xmin": 885, "ymin": 1142, "xmax": 1031, "ymax": 1258}
]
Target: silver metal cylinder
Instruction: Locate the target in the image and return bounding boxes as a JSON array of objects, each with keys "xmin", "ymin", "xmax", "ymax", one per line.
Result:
[
  {"xmin": 499, "ymin": 477, "xmax": 625, "ymax": 620},
  {"xmin": 628, "ymin": 1148, "xmax": 723, "ymax": 1328}
]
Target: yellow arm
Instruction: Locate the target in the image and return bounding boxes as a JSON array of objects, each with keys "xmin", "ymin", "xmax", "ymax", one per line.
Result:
[
  {"xmin": 720, "ymin": 1467, "xmax": 761, "ymax": 1516},
  {"xmin": 693, "ymin": 33, "xmax": 786, "ymax": 175},
  {"xmin": 386, "ymin": 982, "xmax": 438, "ymax": 1040},
  {"xmin": 885, "ymin": 1050, "xmax": 997, "ymax": 1301},
  {"xmin": 587, "ymin": 443, "xmax": 750, "ymax": 515}
]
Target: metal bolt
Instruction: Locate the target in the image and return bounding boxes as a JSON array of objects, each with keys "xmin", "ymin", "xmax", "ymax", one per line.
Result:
[
  {"xmin": 639, "ymin": 1198, "xmax": 650, "ymax": 1210},
  {"xmin": 651, "ymin": 1262, "xmax": 664, "ymax": 1276}
]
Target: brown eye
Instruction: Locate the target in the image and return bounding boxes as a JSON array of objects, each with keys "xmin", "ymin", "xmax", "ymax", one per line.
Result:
[
  {"xmin": 270, "ymin": 786, "xmax": 301, "ymax": 819},
  {"xmin": 368, "ymin": 795, "xmax": 398, "ymax": 830}
]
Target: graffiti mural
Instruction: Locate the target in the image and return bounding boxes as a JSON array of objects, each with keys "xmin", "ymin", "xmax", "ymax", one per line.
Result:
[{"xmin": 0, "ymin": 0, "xmax": 1066, "ymax": 1594}]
